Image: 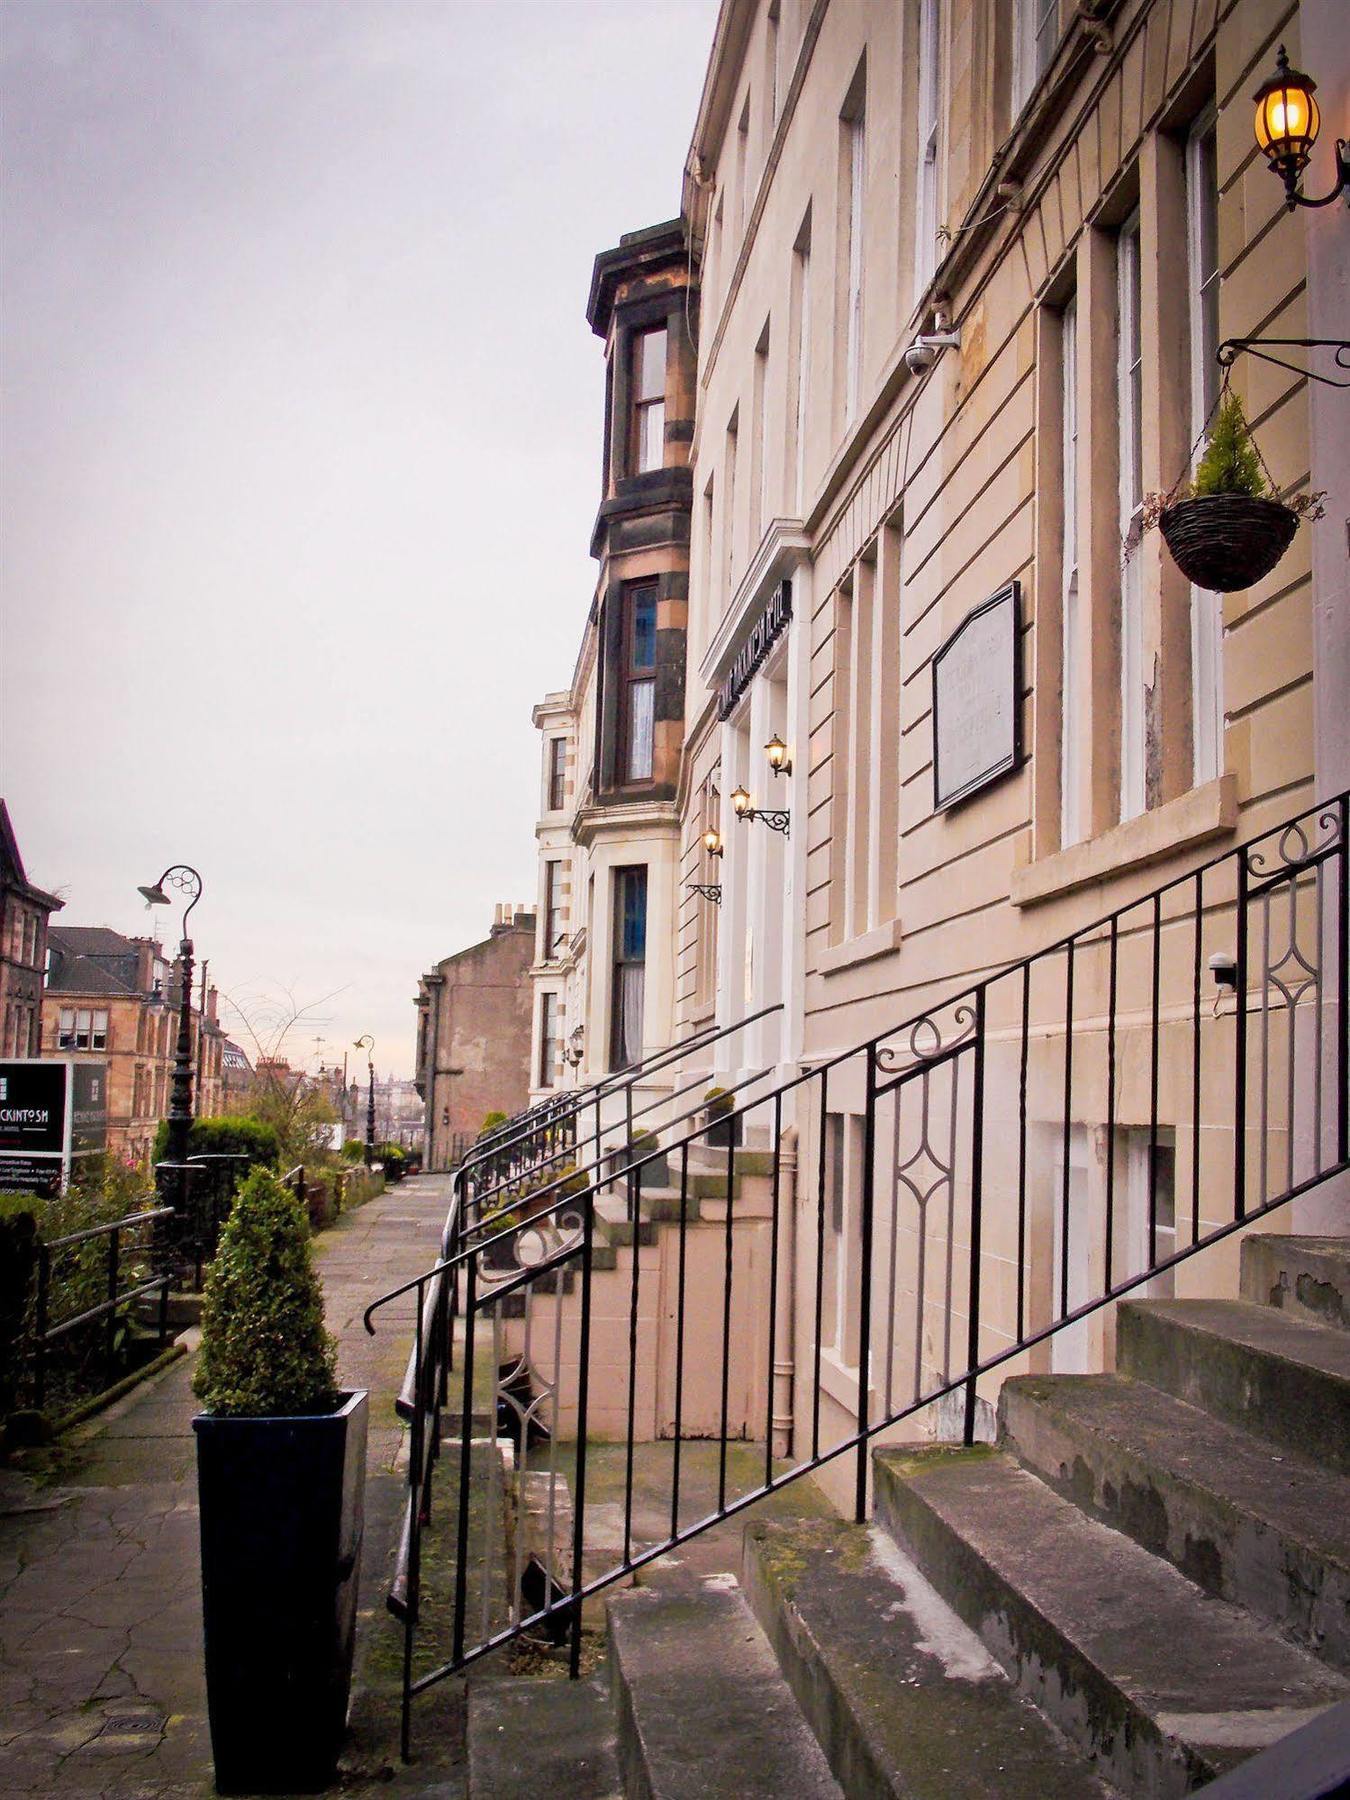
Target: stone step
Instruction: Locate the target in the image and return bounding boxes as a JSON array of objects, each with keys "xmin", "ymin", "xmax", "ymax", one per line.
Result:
[
  {"xmin": 873, "ymin": 1445, "xmax": 1348, "ymax": 1799},
  {"xmin": 607, "ymin": 1570, "xmax": 842, "ymax": 1799},
  {"xmin": 1117, "ymin": 1298, "xmax": 1350, "ymax": 1474},
  {"xmin": 999, "ymin": 1372, "xmax": 1350, "ymax": 1671},
  {"xmin": 742, "ymin": 1517, "xmax": 1118, "ymax": 1799},
  {"xmin": 1241, "ymin": 1234, "xmax": 1350, "ymax": 1335},
  {"xmin": 468, "ymin": 1673, "xmax": 621, "ymax": 1799}
]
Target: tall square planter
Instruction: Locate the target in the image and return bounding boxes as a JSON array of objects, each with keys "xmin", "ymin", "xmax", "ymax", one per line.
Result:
[{"xmin": 193, "ymin": 1390, "xmax": 368, "ymax": 1793}]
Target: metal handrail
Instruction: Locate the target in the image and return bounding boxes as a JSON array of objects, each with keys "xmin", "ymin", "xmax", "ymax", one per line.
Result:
[
  {"xmin": 457, "ymin": 1003, "xmax": 784, "ymax": 1188},
  {"xmin": 32, "ymin": 1204, "xmax": 176, "ymax": 1412},
  {"xmin": 366, "ymin": 791, "xmax": 1349, "ymax": 1758}
]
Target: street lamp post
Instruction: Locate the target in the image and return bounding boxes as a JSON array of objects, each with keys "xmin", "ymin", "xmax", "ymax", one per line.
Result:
[
  {"xmin": 353, "ymin": 1035, "xmax": 376, "ymax": 1166},
  {"xmin": 137, "ymin": 866, "xmax": 204, "ymax": 1174}
]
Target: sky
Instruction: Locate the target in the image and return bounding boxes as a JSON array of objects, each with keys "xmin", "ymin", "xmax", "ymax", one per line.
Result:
[{"xmin": 0, "ymin": 0, "xmax": 718, "ymax": 1079}]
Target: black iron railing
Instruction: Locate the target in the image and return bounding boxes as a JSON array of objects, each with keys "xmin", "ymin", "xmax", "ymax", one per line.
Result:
[
  {"xmin": 32, "ymin": 1205, "xmax": 175, "ymax": 1411},
  {"xmin": 367, "ymin": 793, "xmax": 1348, "ymax": 1757}
]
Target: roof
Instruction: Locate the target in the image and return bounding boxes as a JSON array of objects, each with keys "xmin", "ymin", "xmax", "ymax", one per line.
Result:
[
  {"xmin": 0, "ymin": 800, "xmax": 62, "ymax": 912},
  {"xmin": 46, "ymin": 926, "xmax": 156, "ymax": 997},
  {"xmin": 586, "ymin": 218, "xmax": 687, "ymax": 337},
  {"xmin": 222, "ymin": 1041, "xmax": 252, "ymax": 1072}
]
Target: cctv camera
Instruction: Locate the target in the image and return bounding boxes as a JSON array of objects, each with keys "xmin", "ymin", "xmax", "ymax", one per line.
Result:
[{"xmin": 904, "ymin": 341, "xmax": 938, "ymax": 374}]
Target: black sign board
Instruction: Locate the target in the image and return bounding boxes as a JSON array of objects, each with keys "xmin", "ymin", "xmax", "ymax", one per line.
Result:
[
  {"xmin": 0, "ymin": 1060, "xmax": 109, "ymax": 1194},
  {"xmin": 932, "ymin": 581, "xmax": 1023, "ymax": 811},
  {"xmin": 0, "ymin": 1062, "xmax": 65, "ymax": 1156},
  {"xmin": 717, "ymin": 580, "xmax": 793, "ymax": 719}
]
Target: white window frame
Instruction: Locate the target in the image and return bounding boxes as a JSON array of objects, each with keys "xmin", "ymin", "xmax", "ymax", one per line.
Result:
[
  {"xmin": 1013, "ymin": 0, "xmax": 1057, "ymax": 116},
  {"xmin": 844, "ymin": 110, "xmax": 865, "ymax": 424},
  {"xmin": 913, "ymin": 0, "xmax": 942, "ymax": 302},
  {"xmin": 1117, "ymin": 210, "xmax": 1145, "ymax": 823},
  {"xmin": 1060, "ymin": 294, "xmax": 1083, "ymax": 848},
  {"xmin": 1187, "ymin": 106, "xmax": 1224, "ymax": 787},
  {"xmin": 792, "ymin": 226, "xmax": 811, "ymax": 513}
]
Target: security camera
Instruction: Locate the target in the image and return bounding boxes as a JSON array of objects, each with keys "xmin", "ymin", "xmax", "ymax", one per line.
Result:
[{"xmin": 904, "ymin": 329, "xmax": 961, "ymax": 374}]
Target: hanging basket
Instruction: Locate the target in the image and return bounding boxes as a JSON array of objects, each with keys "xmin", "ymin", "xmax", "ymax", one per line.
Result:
[{"xmin": 1158, "ymin": 493, "xmax": 1299, "ymax": 593}]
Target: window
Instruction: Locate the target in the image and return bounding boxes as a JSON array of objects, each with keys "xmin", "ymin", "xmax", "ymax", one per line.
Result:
[
  {"xmin": 751, "ymin": 321, "xmax": 770, "ymax": 542},
  {"xmin": 1187, "ymin": 107, "xmax": 1223, "ymax": 785},
  {"xmin": 58, "ymin": 1008, "xmax": 107, "ymax": 1051},
  {"xmin": 843, "ymin": 103, "xmax": 865, "ymax": 423},
  {"xmin": 543, "ymin": 860, "xmax": 564, "ymax": 959},
  {"xmin": 610, "ymin": 867, "xmax": 647, "ymax": 1069},
  {"xmin": 734, "ymin": 93, "xmax": 751, "ymax": 242},
  {"xmin": 619, "ymin": 583, "xmax": 657, "ymax": 783},
  {"xmin": 767, "ymin": 1, "xmax": 781, "ymax": 125},
  {"xmin": 1060, "ymin": 294, "xmax": 1083, "ymax": 847},
  {"xmin": 791, "ymin": 216, "xmax": 812, "ymax": 512},
  {"xmin": 694, "ymin": 778, "xmax": 721, "ymax": 1010},
  {"xmin": 631, "ymin": 327, "xmax": 667, "ymax": 474},
  {"xmin": 538, "ymin": 993, "xmax": 559, "ymax": 1090},
  {"xmin": 1013, "ymin": 0, "xmax": 1057, "ymax": 115},
  {"xmin": 1117, "ymin": 211, "xmax": 1145, "ymax": 822},
  {"xmin": 547, "ymin": 736, "xmax": 567, "ymax": 812},
  {"xmin": 723, "ymin": 408, "xmax": 740, "ymax": 595},
  {"xmin": 914, "ymin": 0, "xmax": 942, "ymax": 300}
]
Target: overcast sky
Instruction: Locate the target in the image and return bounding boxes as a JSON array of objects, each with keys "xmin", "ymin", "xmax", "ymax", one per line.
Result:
[{"xmin": 1, "ymin": 0, "xmax": 717, "ymax": 1078}]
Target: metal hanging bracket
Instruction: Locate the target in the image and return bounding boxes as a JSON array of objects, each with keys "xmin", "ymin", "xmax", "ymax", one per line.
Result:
[{"xmin": 1217, "ymin": 337, "xmax": 1350, "ymax": 389}]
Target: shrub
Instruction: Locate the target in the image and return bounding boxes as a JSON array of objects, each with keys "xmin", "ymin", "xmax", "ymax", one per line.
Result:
[
  {"xmin": 704, "ymin": 1085, "xmax": 734, "ymax": 1118},
  {"xmin": 193, "ymin": 1167, "xmax": 338, "ymax": 1418},
  {"xmin": 1192, "ymin": 391, "xmax": 1266, "ymax": 500},
  {"xmin": 479, "ymin": 1110, "xmax": 509, "ymax": 1137},
  {"xmin": 152, "ymin": 1115, "xmax": 282, "ymax": 1172},
  {"xmin": 340, "ymin": 1138, "xmax": 367, "ymax": 1163},
  {"xmin": 0, "ymin": 1194, "xmax": 39, "ymax": 1418}
]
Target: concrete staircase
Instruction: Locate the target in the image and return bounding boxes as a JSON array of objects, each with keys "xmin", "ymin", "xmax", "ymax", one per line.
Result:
[{"xmin": 466, "ymin": 1234, "xmax": 1350, "ymax": 1798}]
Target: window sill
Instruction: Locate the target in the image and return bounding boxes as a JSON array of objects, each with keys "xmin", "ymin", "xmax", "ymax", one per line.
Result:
[
  {"xmin": 1011, "ymin": 774, "xmax": 1237, "ymax": 908},
  {"xmin": 818, "ymin": 917, "xmax": 904, "ymax": 978}
]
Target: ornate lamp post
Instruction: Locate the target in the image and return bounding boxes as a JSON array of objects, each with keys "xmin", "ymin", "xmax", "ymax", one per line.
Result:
[
  {"xmin": 137, "ymin": 865, "xmax": 204, "ymax": 1177},
  {"xmin": 353, "ymin": 1035, "xmax": 376, "ymax": 1166}
]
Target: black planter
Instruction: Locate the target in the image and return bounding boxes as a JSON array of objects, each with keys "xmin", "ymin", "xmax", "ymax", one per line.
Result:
[
  {"xmin": 705, "ymin": 1110, "xmax": 742, "ymax": 1150},
  {"xmin": 1159, "ymin": 494, "xmax": 1298, "ymax": 592},
  {"xmin": 193, "ymin": 1390, "xmax": 368, "ymax": 1794}
]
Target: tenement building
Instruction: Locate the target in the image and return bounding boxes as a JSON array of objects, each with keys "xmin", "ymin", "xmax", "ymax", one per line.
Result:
[
  {"xmin": 521, "ymin": 0, "xmax": 1347, "ymax": 1477},
  {"xmin": 0, "ymin": 800, "xmax": 62, "ymax": 1059},
  {"xmin": 41, "ymin": 926, "xmax": 225, "ymax": 1162},
  {"xmin": 414, "ymin": 904, "xmax": 537, "ymax": 1170},
  {"xmin": 418, "ymin": 1, "xmax": 1350, "ymax": 1779}
]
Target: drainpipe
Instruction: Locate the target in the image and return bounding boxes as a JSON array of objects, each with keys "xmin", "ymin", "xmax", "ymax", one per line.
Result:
[{"xmin": 772, "ymin": 1126, "xmax": 798, "ymax": 1459}]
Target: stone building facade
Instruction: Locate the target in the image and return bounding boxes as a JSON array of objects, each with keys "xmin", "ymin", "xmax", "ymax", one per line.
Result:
[
  {"xmin": 41, "ymin": 927, "xmax": 225, "ymax": 1163},
  {"xmin": 0, "ymin": 801, "xmax": 62, "ymax": 1060},
  {"xmin": 516, "ymin": 0, "xmax": 1347, "ymax": 1506},
  {"xmin": 415, "ymin": 905, "xmax": 537, "ymax": 1171}
]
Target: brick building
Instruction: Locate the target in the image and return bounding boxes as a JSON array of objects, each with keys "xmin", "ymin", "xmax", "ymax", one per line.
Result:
[
  {"xmin": 0, "ymin": 801, "xmax": 62, "ymax": 1059},
  {"xmin": 414, "ymin": 905, "xmax": 536, "ymax": 1172},
  {"xmin": 41, "ymin": 927, "xmax": 224, "ymax": 1163}
]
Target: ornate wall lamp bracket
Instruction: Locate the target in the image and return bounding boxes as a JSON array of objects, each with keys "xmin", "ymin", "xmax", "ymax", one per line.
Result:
[{"xmin": 686, "ymin": 882, "xmax": 723, "ymax": 905}]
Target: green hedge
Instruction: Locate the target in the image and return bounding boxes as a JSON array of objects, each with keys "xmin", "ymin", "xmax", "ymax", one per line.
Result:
[
  {"xmin": 152, "ymin": 1115, "xmax": 282, "ymax": 1171},
  {"xmin": 0, "ymin": 1194, "xmax": 39, "ymax": 1418}
]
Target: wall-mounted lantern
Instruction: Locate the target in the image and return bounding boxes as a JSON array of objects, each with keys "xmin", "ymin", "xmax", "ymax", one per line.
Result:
[
  {"xmin": 1253, "ymin": 46, "xmax": 1348, "ymax": 210},
  {"xmin": 703, "ymin": 826, "xmax": 724, "ymax": 859},
  {"xmin": 563, "ymin": 1024, "xmax": 585, "ymax": 1068},
  {"xmin": 730, "ymin": 784, "xmax": 790, "ymax": 837},
  {"xmin": 765, "ymin": 733, "xmax": 792, "ymax": 778}
]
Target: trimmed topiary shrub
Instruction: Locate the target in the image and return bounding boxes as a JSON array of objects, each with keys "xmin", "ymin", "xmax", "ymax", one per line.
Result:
[{"xmin": 193, "ymin": 1167, "xmax": 338, "ymax": 1418}]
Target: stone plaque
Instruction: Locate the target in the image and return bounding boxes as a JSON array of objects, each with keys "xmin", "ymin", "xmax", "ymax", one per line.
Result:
[{"xmin": 932, "ymin": 582, "xmax": 1022, "ymax": 811}]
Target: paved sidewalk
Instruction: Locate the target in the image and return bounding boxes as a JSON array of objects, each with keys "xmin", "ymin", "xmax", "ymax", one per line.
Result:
[{"xmin": 0, "ymin": 1175, "xmax": 461, "ymax": 1798}]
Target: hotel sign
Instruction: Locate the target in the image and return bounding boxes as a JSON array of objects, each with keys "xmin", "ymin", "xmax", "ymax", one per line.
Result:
[
  {"xmin": 0, "ymin": 1059, "xmax": 108, "ymax": 1195},
  {"xmin": 717, "ymin": 580, "xmax": 792, "ymax": 719},
  {"xmin": 932, "ymin": 581, "xmax": 1022, "ymax": 811}
]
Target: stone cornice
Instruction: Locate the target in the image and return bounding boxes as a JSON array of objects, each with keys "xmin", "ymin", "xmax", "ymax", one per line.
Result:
[
  {"xmin": 698, "ymin": 517, "xmax": 809, "ymax": 691},
  {"xmin": 572, "ymin": 799, "xmax": 681, "ymax": 849}
]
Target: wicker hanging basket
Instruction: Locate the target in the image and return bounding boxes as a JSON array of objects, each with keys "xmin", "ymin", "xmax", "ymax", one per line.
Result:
[{"xmin": 1158, "ymin": 493, "xmax": 1299, "ymax": 592}]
